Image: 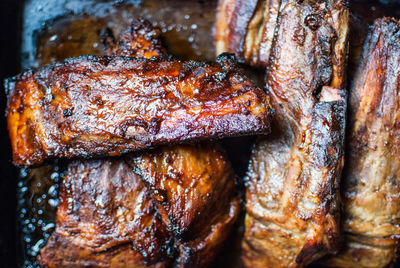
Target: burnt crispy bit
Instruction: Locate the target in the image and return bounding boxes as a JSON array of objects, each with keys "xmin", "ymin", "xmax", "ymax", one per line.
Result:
[
  {"xmin": 101, "ymin": 19, "xmax": 168, "ymax": 59},
  {"xmin": 242, "ymin": 0, "xmax": 349, "ymax": 267},
  {"xmin": 6, "ymin": 54, "xmax": 271, "ymax": 166},
  {"xmin": 323, "ymin": 17, "xmax": 400, "ymax": 268}
]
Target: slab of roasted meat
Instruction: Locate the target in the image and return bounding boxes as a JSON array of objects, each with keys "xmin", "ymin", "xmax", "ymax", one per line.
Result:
[
  {"xmin": 324, "ymin": 17, "xmax": 400, "ymax": 268},
  {"xmin": 232, "ymin": 1, "xmax": 349, "ymax": 267},
  {"xmin": 38, "ymin": 158, "xmax": 171, "ymax": 268},
  {"xmin": 6, "ymin": 51, "xmax": 271, "ymax": 166},
  {"xmin": 39, "ymin": 21, "xmax": 241, "ymax": 268},
  {"xmin": 38, "ymin": 144, "xmax": 240, "ymax": 268}
]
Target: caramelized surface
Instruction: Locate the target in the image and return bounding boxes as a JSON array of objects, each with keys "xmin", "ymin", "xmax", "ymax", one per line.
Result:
[
  {"xmin": 7, "ymin": 54, "xmax": 271, "ymax": 166},
  {"xmin": 241, "ymin": 1, "xmax": 349, "ymax": 267},
  {"xmin": 324, "ymin": 18, "xmax": 400, "ymax": 268},
  {"xmin": 133, "ymin": 144, "xmax": 241, "ymax": 268}
]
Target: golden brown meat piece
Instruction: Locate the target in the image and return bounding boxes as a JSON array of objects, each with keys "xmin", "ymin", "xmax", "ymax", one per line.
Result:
[
  {"xmin": 6, "ymin": 54, "xmax": 271, "ymax": 166},
  {"xmin": 324, "ymin": 18, "xmax": 400, "ymax": 268},
  {"xmin": 101, "ymin": 19, "xmax": 168, "ymax": 59},
  {"xmin": 241, "ymin": 1, "xmax": 349, "ymax": 267},
  {"xmin": 38, "ymin": 144, "xmax": 240, "ymax": 268},
  {"xmin": 215, "ymin": 0, "xmax": 280, "ymax": 67}
]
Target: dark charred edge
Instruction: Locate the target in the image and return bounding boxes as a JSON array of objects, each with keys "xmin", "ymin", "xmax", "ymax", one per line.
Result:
[{"xmin": 8, "ymin": 53, "xmax": 251, "ymax": 87}]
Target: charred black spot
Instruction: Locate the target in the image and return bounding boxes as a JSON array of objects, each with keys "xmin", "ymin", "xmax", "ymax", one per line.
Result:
[
  {"xmin": 63, "ymin": 107, "xmax": 74, "ymax": 117},
  {"xmin": 304, "ymin": 14, "xmax": 322, "ymax": 31}
]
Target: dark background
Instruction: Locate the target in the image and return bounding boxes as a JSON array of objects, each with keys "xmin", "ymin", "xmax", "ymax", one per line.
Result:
[{"xmin": 0, "ymin": 0, "xmax": 22, "ymax": 267}]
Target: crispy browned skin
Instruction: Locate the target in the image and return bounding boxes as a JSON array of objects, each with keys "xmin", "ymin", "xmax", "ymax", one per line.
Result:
[
  {"xmin": 241, "ymin": 1, "xmax": 349, "ymax": 267},
  {"xmin": 101, "ymin": 19, "xmax": 168, "ymax": 59},
  {"xmin": 215, "ymin": 0, "xmax": 280, "ymax": 67},
  {"xmin": 38, "ymin": 144, "xmax": 240, "ymax": 268},
  {"xmin": 324, "ymin": 18, "xmax": 400, "ymax": 268},
  {"xmin": 6, "ymin": 54, "xmax": 271, "ymax": 166}
]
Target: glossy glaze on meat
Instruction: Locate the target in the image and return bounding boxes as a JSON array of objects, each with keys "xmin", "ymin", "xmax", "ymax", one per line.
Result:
[
  {"xmin": 324, "ymin": 18, "xmax": 400, "ymax": 268},
  {"xmin": 6, "ymin": 54, "xmax": 271, "ymax": 166},
  {"xmin": 241, "ymin": 1, "xmax": 349, "ymax": 267},
  {"xmin": 38, "ymin": 144, "xmax": 240, "ymax": 268}
]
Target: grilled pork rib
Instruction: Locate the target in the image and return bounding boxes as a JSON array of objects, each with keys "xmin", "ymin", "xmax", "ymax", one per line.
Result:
[
  {"xmin": 237, "ymin": 1, "xmax": 349, "ymax": 267},
  {"xmin": 6, "ymin": 52, "xmax": 271, "ymax": 166},
  {"xmin": 325, "ymin": 17, "xmax": 400, "ymax": 268},
  {"xmin": 39, "ymin": 21, "xmax": 241, "ymax": 268}
]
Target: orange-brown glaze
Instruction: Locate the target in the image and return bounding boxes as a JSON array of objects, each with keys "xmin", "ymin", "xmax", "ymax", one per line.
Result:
[
  {"xmin": 324, "ymin": 17, "xmax": 400, "ymax": 268},
  {"xmin": 241, "ymin": 1, "xmax": 349, "ymax": 267},
  {"xmin": 6, "ymin": 54, "xmax": 271, "ymax": 166}
]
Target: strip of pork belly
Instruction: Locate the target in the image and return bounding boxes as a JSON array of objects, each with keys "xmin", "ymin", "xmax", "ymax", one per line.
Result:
[
  {"xmin": 242, "ymin": 1, "xmax": 349, "ymax": 267},
  {"xmin": 215, "ymin": 0, "xmax": 280, "ymax": 67},
  {"xmin": 324, "ymin": 18, "xmax": 400, "ymax": 268},
  {"xmin": 6, "ymin": 54, "xmax": 271, "ymax": 166}
]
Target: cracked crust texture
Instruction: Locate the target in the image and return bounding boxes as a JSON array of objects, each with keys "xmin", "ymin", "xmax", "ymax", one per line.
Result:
[{"xmin": 240, "ymin": 0, "xmax": 349, "ymax": 267}]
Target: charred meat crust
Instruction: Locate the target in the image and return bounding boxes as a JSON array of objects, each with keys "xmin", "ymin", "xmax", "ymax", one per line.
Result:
[
  {"xmin": 324, "ymin": 17, "xmax": 400, "ymax": 268},
  {"xmin": 241, "ymin": 0, "xmax": 349, "ymax": 267},
  {"xmin": 6, "ymin": 54, "xmax": 271, "ymax": 166}
]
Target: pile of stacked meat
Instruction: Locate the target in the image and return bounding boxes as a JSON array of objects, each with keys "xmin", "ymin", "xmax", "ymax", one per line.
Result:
[{"xmin": 5, "ymin": 0, "xmax": 400, "ymax": 267}]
